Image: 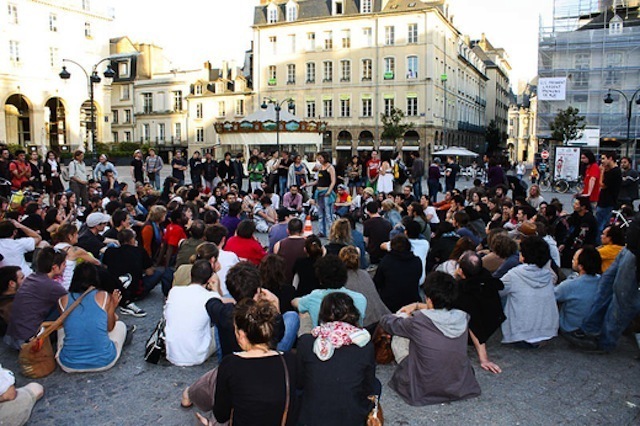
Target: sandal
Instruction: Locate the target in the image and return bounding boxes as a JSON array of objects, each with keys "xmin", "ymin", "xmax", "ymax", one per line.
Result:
[{"xmin": 180, "ymin": 387, "xmax": 193, "ymax": 409}]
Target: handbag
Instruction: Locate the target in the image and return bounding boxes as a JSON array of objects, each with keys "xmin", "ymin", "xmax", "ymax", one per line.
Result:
[
  {"xmin": 18, "ymin": 286, "xmax": 95, "ymax": 379},
  {"xmin": 367, "ymin": 395, "xmax": 384, "ymax": 426},
  {"xmin": 144, "ymin": 316, "xmax": 166, "ymax": 364},
  {"xmin": 372, "ymin": 324, "xmax": 395, "ymax": 364}
]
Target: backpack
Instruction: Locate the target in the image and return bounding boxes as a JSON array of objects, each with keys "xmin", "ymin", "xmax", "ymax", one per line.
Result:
[{"xmin": 144, "ymin": 316, "xmax": 166, "ymax": 364}]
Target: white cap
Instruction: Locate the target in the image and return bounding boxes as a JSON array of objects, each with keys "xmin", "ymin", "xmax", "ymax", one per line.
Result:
[{"xmin": 86, "ymin": 212, "xmax": 111, "ymax": 227}]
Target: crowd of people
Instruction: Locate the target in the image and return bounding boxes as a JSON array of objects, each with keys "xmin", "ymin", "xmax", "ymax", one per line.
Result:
[{"xmin": 0, "ymin": 143, "xmax": 639, "ymax": 425}]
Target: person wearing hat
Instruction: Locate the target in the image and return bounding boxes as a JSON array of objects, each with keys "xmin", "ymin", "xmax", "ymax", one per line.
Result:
[
  {"xmin": 0, "ymin": 364, "xmax": 44, "ymax": 425},
  {"xmin": 130, "ymin": 150, "xmax": 144, "ymax": 184},
  {"xmin": 77, "ymin": 212, "xmax": 115, "ymax": 259},
  {"xmin": 334, "ymin": 184, "xmax": 352, "ymax": 217}
]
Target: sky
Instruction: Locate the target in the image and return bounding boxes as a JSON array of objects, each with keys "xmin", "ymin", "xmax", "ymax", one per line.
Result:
[{"xmin": 110, "ymin": 0, "xmax": 553, "ymax": 88}]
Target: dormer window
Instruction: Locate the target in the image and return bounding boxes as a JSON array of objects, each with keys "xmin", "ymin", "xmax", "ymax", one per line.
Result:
[
  {"xmin": 609, "ymin": 15, "xmax": 623, "ymax": 35},
  {"xmin": 286, "ymin": 0, "xmax": 298, "ymax": 22},
  {"xmin": 267, "ymin": 3, "xmax": 278, "ymax": 24},
  {"xmin": 333, "ymin": 0, "xmax": 344, "ymax": 15},
  {"xmin": 361, "ymin": 0, "xmax": 372, "ymax": 13}
]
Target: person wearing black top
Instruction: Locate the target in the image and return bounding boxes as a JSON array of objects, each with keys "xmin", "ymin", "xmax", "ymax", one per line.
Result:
[
  {"xmin": 201, "ymin": 152, "xmax": 218, "ymax": 190},
  {"xmin": 595, "ymin": 151, "xmax": 622, "ymax": 243},
  {"xmin": 217, "ymin": 152, "xmax": 235, "ymax": 185},
  {"xmin": 362, "ymin": 202, "xmax": 392, "ymax": 265},
  {"xmin": 292, "ymin": 235, "xmax": 324, "ymax": 297},
  {"xmin": 560, "ymin": 197, "xmax": 597, "ymax": 268},
  {"xmin": 278, "ymin": 151, "xmax": 293, "ymax": 198},
  {"xmin": 231, "ymin": 154, "xmax": 245, "ymax": 189},
  {"xmin": 170, "ymin": 150, "xmax": 188, "ymax": 187},
  {"xmin": 130, "ymin": 150, "xmax": 144, "ymax": 184},
  {"xmin": 189, "ymin": 151, "xmax": 202, "ymax": 188}
]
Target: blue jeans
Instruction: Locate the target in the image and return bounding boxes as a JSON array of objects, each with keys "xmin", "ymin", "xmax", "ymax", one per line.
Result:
[
  {"xmin": 277, "ymin": 311, "xmax": 300, "ymax": 351},
  {"xmin": 279, "ymin": 176, "xmax": 288, "ymax": 198},
  {"xmin": 317, "ymin": 193, "xmax": 334, "ymax": 236},
  {"xmin": 582, "ymin": 248, "xmax": 640, "ymax": 351},
  {"xmin": 143, "ymin": 267, "xmax": 174, "ymax": 297},
  {"xmin": 427, "ymin": 179, "xmax": 439, "ymax": 203},
  {"xmin": 150, "ymin": 173, "xmax": 161, "ymax": 190},
  {"xmin": 336, "ymin": 206, "xmax": 350, "ymax": 217},
  {"xmin": 412, "ymin": 178, "xmax": 423, "ymax": 198},
  {"xmin": 595, "ymin": 205, "xmax": 613, "ymax": 245}
]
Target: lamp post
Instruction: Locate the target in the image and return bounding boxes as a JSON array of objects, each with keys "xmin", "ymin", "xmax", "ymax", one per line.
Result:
[
  {"xmin": 59, "ymin": 58, "xmax": 115, "ymax": 153},
  {"xmin": 260, "ymin": 97, "xmax": 295, "ymax": 154},
  {"xmin": 603, "ymin": 87, "xmax": 640, "ymax": 161}
]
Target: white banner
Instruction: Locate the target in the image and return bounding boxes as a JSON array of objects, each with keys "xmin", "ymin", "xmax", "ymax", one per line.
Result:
[
  {"xmin": 538, "ymin": 78, "xmax": 567, "ymax": 101},
  {"xmin": 568, "ymin": 127, "xmax": 600, "ymax": 148},
  {"xmin": 554, "ymin": 146, "xmax": 581, "ymax": 180}
]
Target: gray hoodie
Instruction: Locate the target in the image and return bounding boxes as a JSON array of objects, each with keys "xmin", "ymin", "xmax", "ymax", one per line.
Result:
[{"xmin": 499, "ymin": 263, "xmax": 559, "ymax": 343}]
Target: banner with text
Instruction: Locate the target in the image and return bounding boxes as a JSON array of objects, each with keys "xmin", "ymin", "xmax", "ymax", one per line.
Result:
[
  {"xmin": 554, "ymin": 146, "xmax": 580, "ymax": 180},
  {"xmin": 538, "ymin": 78, "xmax": 567, "ymax": 101}
]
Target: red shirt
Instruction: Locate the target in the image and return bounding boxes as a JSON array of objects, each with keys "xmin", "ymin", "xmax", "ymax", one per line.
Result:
[
  {"xmin": 366, "ymin": 159, "xmax": 381, "ymax": 180},
  {"xmin": 582, "ymin": 163, "xmax": 601, "ymax": 203},
  {"xmin": 9, "ymin": 160, "xmax": 30, "ymax": 190},
  {"xmin": 224, "ymin": 236, "xmax": 266, "ymax": 266},
  {"xmin": 163, "ymin": 223, "xmax": 187, "ymax": 248}
]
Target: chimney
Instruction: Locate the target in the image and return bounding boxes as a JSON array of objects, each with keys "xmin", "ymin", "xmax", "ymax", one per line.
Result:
[
  {"xmin": 222, "ymin": 61, "xmax": 229, "ymax": 80},
  {"xmin": 230, "ymin": 60, "xmax": 237, "ymax": 80}
]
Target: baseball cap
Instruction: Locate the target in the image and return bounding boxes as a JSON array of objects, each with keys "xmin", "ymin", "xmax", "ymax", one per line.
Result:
[
  {"xmin": 363, "ymin": 187, "xmax": 375, "ymax": 196},
  {"xmin": 337, "ymin": 184, "xmax": 347, "ymax": 190},
  {"xmin": 86, "ymin": 212, "xmax": 111, "ymax": 228}
]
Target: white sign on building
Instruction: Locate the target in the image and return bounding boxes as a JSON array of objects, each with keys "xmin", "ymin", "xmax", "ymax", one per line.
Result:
[
  {"xmin": 568, "ymin": 127, "xmax": 600, "ymax": 147},
  {"xmin": 538, "ymin": 78, "xmax": 567, "ymax": 101}
]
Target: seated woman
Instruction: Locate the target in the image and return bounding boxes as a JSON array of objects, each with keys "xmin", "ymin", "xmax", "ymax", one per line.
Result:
[
  {"xmin": 379, "ymin": 271, "xmax": 481, "ymax": 406},
  {"xmin": 292, "ymin": 235, "xmax": 325, "ymax": 297},
  {"xmin": 172, "ymin": 242, "xmax": 221, "ymax": 288},
  {"xmin": 297, "ymin": 292, "xmax": 379, "ymax": 426},
  {"xmin": 224, "ymin": 220, "xmax": 267, "ymax": 266},
  {"xmin": 381, "ymin": 199, "xmax": 402, "ymax": 228},
  {"xmin": 56, "ymin": 263, "xmax": 130, "ymax": 373},
  {"xmin": 373, "ymin": 235, "xmax": 422, "ymax": 313},
  {"xmin": 165, "ymin": 260, "xmax": 220, "ymax": 367},
  {"xmin": 435, "ymin": 236, "xmax": 476, "ymax": 277},
  {"xmin": 52, "ymin": 224, "xmax": 101, "ymax": 290},
  {"xmin": 340, "ymin": 246, "xmax": 390, "ymax": 333},
  {"xmin": 254, "ymin": 195, "xmax": 277, "ymax": 233},
  {"xmin": 324, "ymin": 218, "xmax": 355, "ymax": 257}
]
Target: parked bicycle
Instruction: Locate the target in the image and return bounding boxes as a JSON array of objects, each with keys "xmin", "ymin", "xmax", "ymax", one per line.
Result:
[
  {"xmin": 553, "ymin": 177, "xmax": 583, "ymax": 194},
  {"xmin": 538, "ymin": 175, "xmax": 552, "ymax": 192}
]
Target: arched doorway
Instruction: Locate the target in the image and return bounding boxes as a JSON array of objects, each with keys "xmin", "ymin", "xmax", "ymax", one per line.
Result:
[
  {"xmin": 337, "ymin": 130, "xmax": 353, "ymax": 164},
  {"xmin": 80, "ymin": 100, "xmax": 99, "ymax": 149},
  {"xmin": 45, "ymin": 97, "xmax": 66, "ymax": 151},
  {"xmin": 5, "ymin": 94, "xmax": 32, "ymax": 146},
  {"xmin": 402, "ymin": 130, "xmax": 420, "ymax": 163}
]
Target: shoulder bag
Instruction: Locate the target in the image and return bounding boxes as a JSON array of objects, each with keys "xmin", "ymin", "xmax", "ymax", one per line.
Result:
[
  {"xmin": 367, "ymin": 395, "xmax": 384, "ymax": 426},
  {"xmin": 18, "ymin": 286, "xmax": 95, "ymax": 378},
  {"xmin": 144, "ymin": 316, "xmax": 166, "ymax": 364},
  {"xmin": 372, "ymin": 324, "xmax": 395, "ymax": 365}
]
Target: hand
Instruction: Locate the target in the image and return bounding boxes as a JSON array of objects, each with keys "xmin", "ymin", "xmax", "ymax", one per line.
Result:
[
  {"xmin": 255, "ymin": 288, "xmax": 280, "ymax": 313},
  {"xmin": 109, "ymin": 289, "xmax": 122, "ymax": 311},
  {"xmin": 206, "ymin": 273, "xmax": 221, "ymax": 294},
  {"xmin": 398, "ymin": 303, "xmax": 419, "ymax": 316},
  {"xmin": 480, "ymin": 358, "xmax": 502, "ymax": 374}
]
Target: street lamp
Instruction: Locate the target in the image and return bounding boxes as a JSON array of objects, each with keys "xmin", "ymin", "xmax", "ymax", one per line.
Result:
[
  {"xmin": 261, "ymin": 97, "xmax": 295, "ymax": 153},
  {"xmin": 603, "ymin": 87, "xmax": 640, "ymax": 160},
  {"xmin": 59, "ymin": 58, "xmax": 115, "ymax": 152}
]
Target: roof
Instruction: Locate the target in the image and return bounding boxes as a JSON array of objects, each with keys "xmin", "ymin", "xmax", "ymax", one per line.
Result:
[{"xmin": 578, "ymin": 5, "xmax": 640, "ymax": 30}]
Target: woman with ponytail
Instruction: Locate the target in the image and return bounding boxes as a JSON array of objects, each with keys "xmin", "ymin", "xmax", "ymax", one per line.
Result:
[{"xmin": 52, "ymin": 223, "xmax": 101, "ymax": 290}]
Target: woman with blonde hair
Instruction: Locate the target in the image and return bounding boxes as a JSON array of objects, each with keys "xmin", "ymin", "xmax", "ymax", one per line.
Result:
[
  {"xmin": 324, "ymin": 218, "xmax": 354, "ymax": 257},
  {"xmin": 140, "ymin": 205, "xmax": 167, "ymax": 262},
  {"xmin": 381, "ymin": 199, "xmax": 402, "ymax": 228},
  {"xmin": 172, "ymin": 242, "xmax": 221, "ymax": 290},
  {"xmin": 52, "ymin": 223, "xmax": 101, "ymax": 290}
]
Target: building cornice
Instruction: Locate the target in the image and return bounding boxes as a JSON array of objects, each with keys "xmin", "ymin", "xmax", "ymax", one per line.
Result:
[{"xmin": 29, "ymin": 0, "xmax": 114, "ymax": 21}]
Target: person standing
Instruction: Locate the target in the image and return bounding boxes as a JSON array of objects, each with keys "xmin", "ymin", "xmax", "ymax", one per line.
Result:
[
  {"xmin": 189, "ymin": 151, "xmax": 202, "ymax": 188},
  {"xmin": 201, "ymin": 152, "xmax": 218, "ymax": 191},
  {"xmin": 231, "ymin": 153, "xmax": 245, "ymax": 190},
  {"xmin": 427, "ymin": 157, "xmax": 441, "ymax": 203},
  {"xmin": 444, "ymin": 156, "xmax": 459, "ymax": 193},
  {"xmin": 0, "ymin": 148, "xmax": 11, "ymax": 197},
  {"xmin": 377, "ymin": 159, "xmax": 394, "ymax": 195},
  {"xmin": 68, "ymin": 150, "xmax": 88, "ymax": 206},
  {"xmin": 595, "ymin": 151, "xmax": 622, "ymax": 243},
  {"xmin": 365, "ymin": 150, "xmax": 381, "ymax": 191},
  {"xmin": 171, "ymin": 150, "xmax": 188, "ymax": 187},
  {"xmin": 304, "ymin": 152, "xmax": 336, "ymax": 238},
  {"xmin": 144, "ymin": 148, "xmax": 164, "ymax": 190},
  {"xmin": 43, "ymin": 151, "xmax": 64, "ymax": 202},
  {"xmin": 28, "ymin": 151, "xmax": 43, "ymax": 193},
  {"xmin": 217, "ymin": 152, "xmax": 235, "ymax": 186},
  {"xmin": 277, "ymin": 151, "xmax": 292, "ymax": 198},
  {"xmin": 130, "ymin": 150, "xmax": 144, "ymax": 184},
  {"xmin": 410, "ymin": 152, "xmax": 425, "ymax": 197},
  {"xmin": 579, "ymin": 149, "xmax": 600, "ymax": 205},
  {"xmin": 516, "ymin": 161, "xmax": 526, "ymax": 180},
  {"xmin": 266, "ymin": 150, "xmax": 280, "ymax": 191},
  {"xmin": 9, "ymin": 150, "xmax": 30, "ymax": 191},
  {"xmin": 248, "ymin": 156, "xmax": 265, "ymax": 192},
  {"xmin": 618, "ymin": 156, "xmax": 638, "ymax": 207}
]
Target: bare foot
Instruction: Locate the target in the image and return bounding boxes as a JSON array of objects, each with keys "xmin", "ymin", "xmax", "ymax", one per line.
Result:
[
  {"xmin": 180, "ymin": 386, "xmax": 192, "ymax": 408},
  {"xmin": 195, "ymin": 412, "xmax": 210, "ymax": 425},
  {"xmin": 24, "ymin": 383, "xmax": 44, "ymax": 400}
]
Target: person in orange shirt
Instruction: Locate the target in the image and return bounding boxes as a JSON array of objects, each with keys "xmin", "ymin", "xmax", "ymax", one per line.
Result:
[
  {"xmin": 597, "ymin": 225, "xmax": 625, "ymax": 272},
  {"xmin": 8, "ymin": 150, "xmax": 30, "ymax": 191}
]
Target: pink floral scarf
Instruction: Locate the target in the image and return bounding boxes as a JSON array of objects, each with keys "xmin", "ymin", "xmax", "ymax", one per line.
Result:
[{"xmin": 311, "ymin": 321, "xmax": 371, "ymax": 361}]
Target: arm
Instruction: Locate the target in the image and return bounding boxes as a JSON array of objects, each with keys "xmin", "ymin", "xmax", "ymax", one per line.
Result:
[
  {"xmin": 469, "ymin": 330, "xmax": 501, "ymax": 374},
  {"xmin": 11, "ymin": 219, "xmax": 42, "ymax": 246},
  {"xmin": 379, "ymin": 313, "xmax": 415, "ymax": 339},
  {"xmin": 105, "ymin": 289, "xmax": 122, "ymax": 331}
]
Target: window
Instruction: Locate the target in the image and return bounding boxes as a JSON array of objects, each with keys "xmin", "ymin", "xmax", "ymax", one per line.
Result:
[
  {"xmin": 384, "ymin": 57, "xmax": 395, "ymax": 80},
  {"xmin": 324, "ymin": 31, "xmax": 333, "ymax": 50},
  {"xmin": 173, "ymin": 91, "xmax": 183, "ymax": 111},
  {"xmin": 268, "ymin": 5, "xmax": 278, "ymax": 23},
  {"xmin": 574, "ymin": 53, "xmax": 590, "ymax": 69},
  {"xmin": 610, "ymin": 15, "xmax": 623, "ymax": 35},
  {"xmin": 195, "ymin": 85, "xmax": 203, "ymax": 95},
  {"xmin": 175, "ymin": 123, "xmax": 182, "ymax": 141},
  {"xmin": 121, "ymin": 86, "xmax": 130, "ymax": 101},
  {"xmin": 235, "ymin": 99, "xmax": 245, "ymax": 116},
  {"xmin": 196, "ymin": 127, "xmax": 204, "ymax": 143},
  {"xmin": 323, "ymin": 61, "xmax": 333, "ymax": 82},
  {"xmin": 288, "ymin": 34, "xmax": 296, "ymax": 53},
  {"xmin": 124, "ymin": 131, "xmax": 131, "ymax": 142},
  {"xmin": 82, "ymin": 0, "xmax": 90, "ymax": 11},
  {"xmin": 605, "ymin": 52, "xmax": 623, "ymax": 86},
  {"xmin": 307, "ymin": 32, "xmax": 316, "ymax": 51},
  {"xmin": 362, "ymin": 0, "xmax": 372, "ymax": 13},
  {"xmin": 8, "ymin": 4, "xmax": 18, "ymax": 24},
  {"xmin": 341, "ymin": 30, "xmax": 351, "ymax": 48},
  {"xmin": 362, "ymin": 59, "xmax": 372, "ymax": 81},
  {"xmin": 142, "ymin": 124, "xmax": 150, "ymax": 141},
  {"xmin": 49, "ymin": 13, "xmax": 57, "ymax": 31},
  {"xmin": 340, "ymin": 60, "xmax": 351, "ymax": 82},
  {"xmin": 268, "ymin": 65, "xmax": 277, "ymax": 86},
  {"xmin": 286, "ymin": 2, "xmax": 298, "ymax": 22},
  {"xmin": 84, "ymin": 22, "xmax": 91, "ymax": 38},
  {"xmin": 112, "ymin": 110, "xmax": 118, "ymax": 124},
  {"xmin": 340, "ymin": 98, "xmax": 351, "ymax": 117},
  {"xmin": 196, "ymin": 103, "xmax": 203, "ymax": 119},
  {"xmin": 158, "ymin": 123, "xmax": 165, "ymax": 141},
  {"xmin": 323, "ymin": 99, "xmax": 333, "ymax": 117},
  {"xmin": 363, "ymin": 28, "xmax": 372, "ymax": 47},
  {"xmin": 306, "ymin": 62, "xmax": 316, "ymax": 83},
  {"xmin": 49, "ymin": 47, "xmax": 58, "ymax": 68},
  {"xmin": 406, "ymin": 96, "xmax": 418, "ymax": 116},
  {"xmin": 218, "ymin": 101, "xmax": 226, "ymax": 117},
  {"xmin": 384, "ymin": 98, "xmax": 395, "ymax": 116},
  {"xmin": 334, "ymin": 0, "xmax": 343, "ymax": 15},
  {"xmin": 124, "ymin": 109, "xmax": 131, "ymax": 123},
  {"xmin": 362, "ymin": 98, "xmax": 372, "ymax": 117},
  {"xmin": 143, "ymin": 93, "xmax": 153, "ymax": 114},
  {"xmin": 112, "ymin": 132, "xmax": 118, "ymax": 143},
  {"xmin": 407, "ymin": 56, "xmax": 418, "ymax": 79},
  {"xmin": 287, "ymin": 64, "xmax": 296, "ymax": 84},
  {"xmin": 269, "ymin": 36, "xmax": 277, "ymax": 55},
  {"xmin": 408, "ymin": 24, "xmax": 418, "ymax": 44},
  {"xmin": 385, "ymin": 26, "xmax": 395, "ymax": 45},
  {"xmin": 118, "ymin": 61, "xmax": 129, "ymax": 77},
  {"xmin": 306, "ymin": 100, "xmax": 316, "ymax": 118},
  {"xmin": 9, "ymin": 40, "xmax": 19, "ymax": 63}
]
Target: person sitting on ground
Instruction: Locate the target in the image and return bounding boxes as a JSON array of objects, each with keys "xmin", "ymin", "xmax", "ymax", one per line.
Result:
[
  {"xmin": 0, "ymin": 219, "xmax": 42, "ymax": 277},
  {"xmin": 324, "ymin": 218, "xmax": 355, "ymax": 257},
  {"xmin": 481, "ymin": 231, "xmax": 517, "ymax": 274},
  {"xmin": 273, "ymin": 218, "xmax": 306, "ymax": 284},
  {"xmin": 204, "ymin": 224, "xmax": 239, "ymax": 297},
  {"xmin": 293, "ymin": 254, "xmax": 367, "ymax": 327},
  {"xmin": 282, "ymin": 184, "xmax": 304, "ymax": 216},
  {"xmin": 5, "ymin": 248, "xmax": 67, "ymax": 350},
  {"xmin": 380, "ymin": 199, "xmax": 402, "ymax": 228},
  {"xmin": 220, "ymin": 200, "xmax": 243, "ymax": 239},
  {"xmin": 452, "ymin": 251, "xmax": 505, "ymax": 374},
  {"xmin": 291, "ymin": 234, "xmax": 325, "ymax": 297},
  {"xmin": 140, "ymin": 205, "xmax": 166, "ymax": 264},
  {"xmin": 426, "ymin": 221, "xmax": 460, "ymax": 271},
  {"xmin": 374, "ymin": 235, "xmax": 423, "ymax": 313},
  {"xmin": 555, "ymin": 246, "xmax": 602, "ymax": 334},
  {"xmin": 259, "ymin": 254, "xmax": 297, "ymax": 314},
  {"xmin": 52, "ymin": 224, "xmax": 102, "ymax": 291},
  {"xmin": 268, "ymin": 208, "xmax": 291, "ymax": 253},
  {"xmin": 383, "ymin": 219, "xmax": 429, "ymax": 286},
  {"xmin": 334, "ymin": 184, "xmax": 352, "ymax": 217},
  {"xmin": 0, "ymin": 266, "xmax": 24, "ymax": 336},
  {"xmin": 379, "ymin": 271, "xmax": 481, "ymax": 406},
  {"xmin": 161, "ymin": 207, "xmax": 188, "ymax": 267},
  {"xmin": 526, "ymin": 184, "xmax": 545, "ymax": 209},
  {"xmin": 560, "ymin": 197, "xmax": 597, "ymax": 269},
  {"xmin": 363, "ymin": 202, "xmax": 393, "ymax": 266},
  {"xmin": 164, "ymin": 260, "xmax": 220, "ymax": 367},
  {"xmin": 597, "ymin": 225, "xmax": 625, "ymax": 273},
  {"xmin": 175, "ymin": 219, "xmax": 206, "ymax": 268},
  {"xmin": 172, "ymin": 242, "xmax": 220, "ymax": 289},
  {"xmin": 340, "ymin": 246, "xmax": 390, "ymax": 332},
  {"xmin": 77, "ymin": 212, "xmax": 116, "ymax": 259},
  {"xmin": 435, "ymin": 236, "xmax": 476, "ymax": 277},
  {"xmin": 55, "ymin": 263, "xmax": 131, "ymax": 373},
  {"xmin": 452, "ymin": 211, "xmax": 481, "ymax": 246},
  {"xmin": 254, "ymin": 195, "xmax": 277, "ymax": 233},
  {"xmin": 407, "ymin": 201, "xmax": 431, "ymax": 241},
  {"xmin": 296, "ymin": 292, "xmax": 379, "ymax": 426},
  {"xmin": 224, "ymin": 220, "xmax": 266, "ymax": 266},
  {"xmin": 0, "ymin": 364, "xmax": 44, "ymax": 426},
  {"xmin": 499, "ymin": 236, "xmax": 559, "ymax": 348}
]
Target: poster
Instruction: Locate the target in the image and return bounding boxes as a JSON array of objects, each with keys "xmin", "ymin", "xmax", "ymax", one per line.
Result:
[
  {"xmin": 554, "ymin": 146, "xmax": 580, "ymax": 180},
  {"xmin": 538, "ymin": 78, "xmax": 567, "ymax": 101},
  {"xmin": 568, "ymin": 127, "xmax": 600, "ymax": 148}
]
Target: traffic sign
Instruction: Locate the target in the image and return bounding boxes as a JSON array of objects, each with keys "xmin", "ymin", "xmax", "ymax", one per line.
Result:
[{"xmin": 541, "ymin": 150, "xmax": 550, "ymax": 160}]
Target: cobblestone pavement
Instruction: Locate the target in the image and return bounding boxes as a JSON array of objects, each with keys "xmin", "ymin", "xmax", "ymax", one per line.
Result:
[{"xmin": 2, "ymin": 168, "xmax": 639, "ymax": 425}]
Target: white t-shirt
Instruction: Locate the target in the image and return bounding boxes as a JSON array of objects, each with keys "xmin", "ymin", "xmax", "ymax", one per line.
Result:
[
  {"xmin": 0, "ymin": 237, "xmax": 36, "ymax": 276},
  {"xmin": 164, "ymin": 284, "xmax": 219, "ymax": 367},
  {"xmin": 270, "ymin": 193, "xmax": 280, "ymax": 210},
  {"xmin": 410, "ymin": 239, "xmax": 430, "ymax": 285},
  {"xmin": 217, "ymin": 250, "xmax": 239, "ymax": 297},
  {"xmin": 424, "ymin": 206, "xmax": 440, "ymax": 224}
]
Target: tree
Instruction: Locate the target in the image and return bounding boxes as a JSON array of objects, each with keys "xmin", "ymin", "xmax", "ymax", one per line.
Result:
[
  {"xmin": 550, "ymin": 106, "xmax": 586, "ymax": 145},
  {"xmin": 380, "ymin": 107, "xmax": 414, "ymax": 141},
  {"xmin": 485, "ymin": 119, "xmax": 506, "ymax": 155}
]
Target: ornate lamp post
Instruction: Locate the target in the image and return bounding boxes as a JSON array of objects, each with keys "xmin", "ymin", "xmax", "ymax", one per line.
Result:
[
  {"xmin": 603, "ymin": 87, "xmax": 640, "ymax": 160},
  {"xmin": 261, "ymin": 97, "xmax": 295, "ymax": 153}
]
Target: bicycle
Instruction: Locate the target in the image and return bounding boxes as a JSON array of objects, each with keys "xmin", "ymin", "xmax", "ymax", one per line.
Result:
[
  {"xmin": 553, "ymin": 177, "xmax": 583, "ymax": 194},
  {"xmin": 538, "ymin": 175, "xmax": 552, "ymax": 192},
  {"xmin": 611, "ymin": 209, "xmax": 632, "ymax": 228}
]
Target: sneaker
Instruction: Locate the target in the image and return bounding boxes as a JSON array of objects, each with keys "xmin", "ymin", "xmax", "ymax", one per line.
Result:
[
  {"xmin": 124, "ymin": 324, "xmax": 137, "ymax": 346},
  {"xmin": 119, "ymin": 302, "xmax": 147, "ymax": 318},
  {"xmin": 562, "ymin": 329, "xmax": 598, "ymax": 350}
]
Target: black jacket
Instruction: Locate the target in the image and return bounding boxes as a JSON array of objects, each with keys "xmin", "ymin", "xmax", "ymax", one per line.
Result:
[{"xmin": 374, "ymin": 250, "xmax": 422, "ymax": 313}]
